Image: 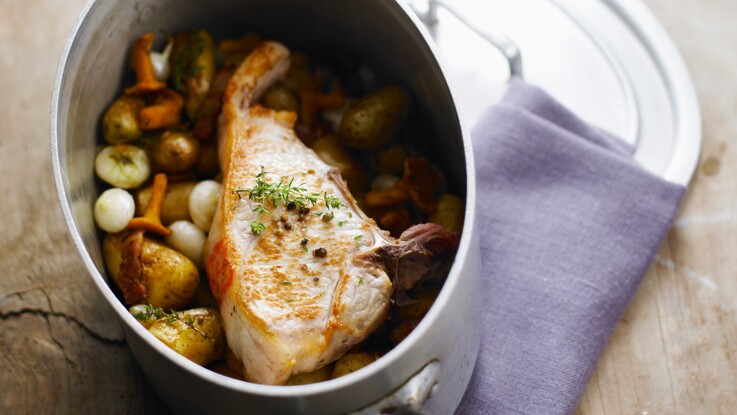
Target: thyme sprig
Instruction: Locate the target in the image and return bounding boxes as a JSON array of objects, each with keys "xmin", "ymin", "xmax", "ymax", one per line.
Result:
[
  {"xmin": 234, "ymin": 167, "xmax": 345, "ymax": 235},
  {"xmin": 171, "ymin": 31, "xmax": 206, "ymax": 94},
  {"xmin": 134, "ymin": 304, "xmax": 212, "ymax": 341}
]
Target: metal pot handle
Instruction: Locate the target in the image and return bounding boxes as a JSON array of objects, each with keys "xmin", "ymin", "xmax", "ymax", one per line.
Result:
[
  {"xmin": 348, "ymin": 360, "xmax": 440, "ymax": 415},
  {"xmin": 411, "ymin": 0, "xmax": 524, "ymax": 78}
]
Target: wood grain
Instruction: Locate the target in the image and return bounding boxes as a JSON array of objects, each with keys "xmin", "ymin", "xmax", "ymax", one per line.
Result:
[
  {"xmin": 0, "ymin": 1, "xmax": 166, "ymax": 413},
  {"xmin": 0, "ymin": 0, "xmax": 734, "ymax": 414}
]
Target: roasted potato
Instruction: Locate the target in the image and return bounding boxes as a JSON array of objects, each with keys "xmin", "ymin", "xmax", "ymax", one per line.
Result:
[
  {"xmin": 135, "ymin": 181, "xmax": 196, "ymax": 225},
  {"xmin": 339, "ymin": 86, "xmax": 409, "ymax": 150},
  {"xmin": 377, "ymin": 143, "xmax": 406, "ymax": 175},
  {"xmin": 262, "ymin": 84, "xmax": 299, "ymax": 111},
  {"xmin": 331, "ymin": 352, "xmax": 380, "ymax": 379},
  {"xmin": 102, "ymin": 95, "xmax": 145, "ymax": 144},
  {"xmin": 428, "ymin": 193, "xmax": 464, "ymax": 234},
  {"xmin": 286, "ymin": 365, "xmax": 332, "ymax": 385},
  {"xmin": 391, "ymin": 289, "xmax": 440, "ymax": 345},
  {"xmin": 103, "ymin": 233, "xmax": 200, "ymax": 310},
  {"xmin": 398, "ymin": 289, "xmax": 440, "ymax": 321},
  {"xmin": 194, "ymin": 140, "xmax": 219, "ymax": 178},
  {"xmin": 146, "ymin": 307, "xmax": 225, "ymax": 365},
  {"xmin": 311, "ymin": 135, "xmax": 367, "ymax": 193},
  {"xmin": 172, "ymin": 30, "xmax": 216, "ymax": 118},
  {"xmin": 149, "ymin": 131, "xmax": 201, "ymax": 173}
]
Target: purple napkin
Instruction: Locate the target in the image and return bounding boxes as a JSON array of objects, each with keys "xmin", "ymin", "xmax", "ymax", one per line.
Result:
[{"xmin": 455, "ymin": 79, "xmax": 685, "ymax": 415}]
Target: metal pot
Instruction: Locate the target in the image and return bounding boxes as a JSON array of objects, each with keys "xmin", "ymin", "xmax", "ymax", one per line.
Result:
[{"xmin": 51, "ymin": 0, "xmax": 482, "ymax": 413}]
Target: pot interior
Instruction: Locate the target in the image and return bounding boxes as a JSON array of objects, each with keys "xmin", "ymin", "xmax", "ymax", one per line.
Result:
[{"xmin": 55, "ymin": 0, "xmax": 466, "ymax": 360}]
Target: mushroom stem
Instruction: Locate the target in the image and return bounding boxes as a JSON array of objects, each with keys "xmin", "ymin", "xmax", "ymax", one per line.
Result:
[
  {"xmin": 125, "ymin": 33, "xmax": 167, "ymax": 95},
  {"xmin": 128, "ymin": 173, "xmax": 172, "ymax": 236}
]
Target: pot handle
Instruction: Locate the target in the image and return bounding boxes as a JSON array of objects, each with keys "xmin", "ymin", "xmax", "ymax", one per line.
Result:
[
  {"xmin": 348, "ymin": 360, "xmax": 440, "ymax": 415},
  {"xmin": 411, "ymin": 0, "xmax": 523, "ymax": 78}
]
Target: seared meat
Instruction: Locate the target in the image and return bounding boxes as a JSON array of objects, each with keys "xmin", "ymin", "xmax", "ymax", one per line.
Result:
[{"xmin": 205, "ymin": 41, "xmax": 458, "ymax": 385}]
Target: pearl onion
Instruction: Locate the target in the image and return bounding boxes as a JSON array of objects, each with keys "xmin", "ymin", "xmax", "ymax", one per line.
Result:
[
  {"xmin": 189, "ymin": 180, "xmax": 222, "ymax": 232},
  {"xmin": 165, "ymin": 221, "xmax": 207, "ymax": 268},
  {"xmin": 94, "ymin": 188, "xmax": 135, "ymax": 233},
  {"xmin": 95, "ymin": 145, "xmax": 150, "ymax": 189}
]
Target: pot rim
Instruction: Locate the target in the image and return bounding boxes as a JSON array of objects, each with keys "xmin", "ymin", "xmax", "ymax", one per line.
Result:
[{"xmin": 50, "ymin": 0, "xmax": 478, "ymax": 398}]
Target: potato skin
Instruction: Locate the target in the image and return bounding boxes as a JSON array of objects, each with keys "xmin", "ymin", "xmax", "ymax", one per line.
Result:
[
  {"xmin": 150, "ymin": 131, "xmax": 201, "ymax": 173},
  {"xmin": 102, "ymin": 95, "xmax": 144, "ymax": 144},
  {"xmin": 147, "ymin": 307, "xmax": 225, "ymax": 366},
  {"xmin": 339, "ymin": 87, "xmax": 409, "ymax": 150},
  {"xmin": 311, "ymin": 135, "xmax": 367, "ymax": 193},
  {"xmin": 135, "ymin": 181, "xmax": 196, "ymax": 225},
  {"xmin": 174, "ymin": 30, "xmax": 217, "ymax": 118},
  {"xmin": 331, "ymin": 352, "xmax": 380, "ymax": 379},
  {"xmin": 141, "ymin": 238, "xmax": 200, "ymax": 310},
  {"xmin": 428, "ymin": 193, "xmax": 464, "ymax": 234},
  {"xmin": 286, "ymin": 365, "xmax": 332, "ymax": 385},
  {"xmin": 262, "ymin": 85, "xmax": 298, "ymax": 111},
  {"xmin": 103, "ymin": 233, "xmax": 199, "ymax": 310}
]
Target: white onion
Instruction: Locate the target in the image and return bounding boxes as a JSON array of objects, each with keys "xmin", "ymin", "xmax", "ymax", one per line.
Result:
[
  {"xmin": 189, "ymin": 180, "xmax": 222, "ymax": 232},
  {"xmin": 94, "ymin": 188, "xmax": 135, "ymax": 233},
  {"xmin": 95, "ymin": 145, "xmax": 150, "ymax": 189},
  {"xmin": 150, "ymin": 38, "xmax": 173, "ymax": 81},
  {"xmin": 165, "ymin": 221, "xmax": 207, "ymax": 268}
]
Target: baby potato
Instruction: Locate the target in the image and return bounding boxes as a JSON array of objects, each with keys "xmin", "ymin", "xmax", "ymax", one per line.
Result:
[
  {"xmin": 194, "ymin": 141, "xmax": 219, "ymax": 179},
  {"xmin": 262, "ymin": 84, "xmax": 298, "ymax": 111},
  {"xmin": 141, "ymin": 238, "xmax": 200, "ymax": 309},
  {"xmin": 311, "ymin": 135, "xmax": 367, "ymax": 193},
  {"xmin": 150, "ymin": 131, "xmax": 201, "ymax": 173},
  {"xmin": 102, "ymin": 95, "xmax": 145, "ymax": 144},
  {"xmin": 136, "ymin": 181, "xmax": 196, "ymax": 225},
  {"xmin": 331, "ymin": 352, "xmax": 380, "ymax": 379},
  {"xmin": 377, "ymin": 143, "xmax": 406, "ymax": 175},
  {"xmin": 172, "ymin": 30, "xmax": 217, "ymax": 118},
  {"xmin": 428, "ymin": 193, "xmax": 465, "ymax": 234},
  {"xmin": 339, "ymin": 86, "xmax": 409, "ymax": 150},
  {"xmin": 103, "ymin": 233, "xmax": 200, "ymax": 310},
  {"xmin": 147, "ymin": 307, "xmax": 225, "ymax": 366},
  {"xmin": 398, "ymin": 289, "xmax": 440, "ymax": 321},
  {"xmin": 286, "ymin": 365, "xmax": 332, "ymax": 385}
]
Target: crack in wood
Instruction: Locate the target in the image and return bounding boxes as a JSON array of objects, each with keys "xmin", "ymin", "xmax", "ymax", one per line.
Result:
[{"xmin": 0, "ymin": 308, "xmax": 126, "ymax": 347}]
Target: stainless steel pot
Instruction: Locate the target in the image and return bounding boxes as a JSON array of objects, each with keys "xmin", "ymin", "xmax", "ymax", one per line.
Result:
[{"xmin": 51, "ymin": 1, "xmax": 482, "ymax": 413}]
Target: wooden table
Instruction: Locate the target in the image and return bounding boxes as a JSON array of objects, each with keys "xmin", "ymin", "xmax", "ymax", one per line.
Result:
[{"xmin": 1, "ymin": 0, "xmax": 734, "ymax": 413}]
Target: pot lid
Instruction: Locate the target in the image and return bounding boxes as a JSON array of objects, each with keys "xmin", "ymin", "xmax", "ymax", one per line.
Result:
[{"xmin": 411, "ymin": 0, "xmax": 701, "ymax": 186}]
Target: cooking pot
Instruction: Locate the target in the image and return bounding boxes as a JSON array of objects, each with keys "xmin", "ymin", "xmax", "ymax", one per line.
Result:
[{"xmin": 51, "ymin": 0, "xmax": 482, "ymax": 413}]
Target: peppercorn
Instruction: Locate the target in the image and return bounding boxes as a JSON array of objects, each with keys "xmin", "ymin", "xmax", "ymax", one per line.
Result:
[
  {"xmin": 284, "ymin": 222, "xmax": 292, "ymax": 230},
  {"xmin": 298, "ymin": 206, "xmax": 310, "ymax": 215},
  {"xmin": 300, "ymin": 238, "xmax": 308, "ymax": 246},
  {"xmin": 313, "ymin": 247, "xmax": 327, "ymax": 258},
  {"xmin": 280, "ymin": 215, "xmax": 288, "ymax": 223},
  {"xmin": 287, "ymin": 201, "xmax": 297, "ymax": 210},
  {"xmin": 321, "ymin": 212, "xmax": 334, "ymax": 222},
  {"xmin": 313, "ymin": 277, "xmax": 320, "ymax": 282}
]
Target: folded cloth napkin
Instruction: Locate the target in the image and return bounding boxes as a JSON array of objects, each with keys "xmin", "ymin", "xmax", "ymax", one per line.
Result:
[{"xmin": 455, "ymin": 79, "xmax": 686, "ymax": 415}]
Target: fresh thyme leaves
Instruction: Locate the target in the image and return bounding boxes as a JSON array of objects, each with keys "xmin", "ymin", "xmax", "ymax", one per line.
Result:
[
  {"xmin": 281, "ymin": 281, "xmax": 292, "ymax": 285},
  {"xmin": 354, "ymin": 234, "xmax": 363, "ymax": 242},
  {"xmin": 134, "ymin": 305, "xmax": 212, "ymax": 341},
  {"xmin": 338, "ymin": 220, "xmax": 347, "ymax": 227},
  {"xmin": 358, "ymin": 277, "xmax": 364, "ymax": 285},
  {"xmin": 238, "ymin": 167, "xmax": 345, "ymax": 235},
  {"xmin": 171, "ymin": 31, "xmax": 206, "ymax": 94},
  {"xmin": 250, "ymin": 221, "xmax": 266, "ymax": 235},
  {"xmin": 301, "ymin": 244, "xmax": 308, "ymax": 252},
  {"xmin": 324, "ymin": 192, "xmax": 344, "ymax": 210}
]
